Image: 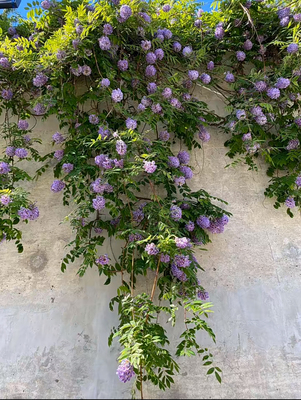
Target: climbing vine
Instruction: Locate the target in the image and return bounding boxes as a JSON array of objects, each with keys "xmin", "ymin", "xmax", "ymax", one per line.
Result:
[{"xmin": 0, "ymin": 0, "xmax": 299, "ymax": 397}]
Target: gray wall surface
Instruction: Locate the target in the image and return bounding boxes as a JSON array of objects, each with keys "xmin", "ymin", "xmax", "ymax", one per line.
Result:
[{"xmin": 0, "ymin": 89, "xmax": 300, "ymax": 399}]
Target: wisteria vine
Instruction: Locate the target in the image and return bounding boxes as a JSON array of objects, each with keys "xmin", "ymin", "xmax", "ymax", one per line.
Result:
[{"xmin": 0, "ymin": 0, "xmax": 300, "ymax": 397}]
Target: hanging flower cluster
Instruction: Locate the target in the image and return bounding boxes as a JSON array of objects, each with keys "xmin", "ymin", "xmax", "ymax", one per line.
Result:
[{"xmin": 0, "ymin": 0, "xmax": 299, "ymax": 397}]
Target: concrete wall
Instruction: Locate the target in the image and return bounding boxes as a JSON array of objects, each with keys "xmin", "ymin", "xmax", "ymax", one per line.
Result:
[{"xmin": 0, "ymin": 88, "xmax": 300, "ymax": 399}]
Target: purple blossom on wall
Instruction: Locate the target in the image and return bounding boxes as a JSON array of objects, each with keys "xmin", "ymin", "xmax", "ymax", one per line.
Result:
[
  {"xmin": 112, "ymin": 89, "xmax": 123, "ymax": 102},
  {"xmin": 15, "ymin": 148, "xmax": 28, "ymax": 158},
  {"xmin": 143, "ymin": 160, "xmax": 157, "ymax": 173},
  {"xmin": 116, "ymin": 360, "xmax": 135, "ymax": 383},
  {"xmin": 96, "ymin": 254, "xmax": 110, "ymax": 265},
  {"xmin": 18, "ymin": 120, "xmax": 29, "ymax": 130},
  {"xmin": 285, "ymin": 196, "xmax": 295, "ymax": 208},
  {"xmin": 170, "ymin": 205, "xmax": 182, "ymax": 221},
  {"xmin": 92, "ymin": 196, "xmax": 106, "ymax": 211},
  {"xmin": 51, "ymin": 180, "xmax": 65, "ymax": 192},
  {"xmin": 145, "ymin": 243, "xmax": 159, "ymax": 255},
  {"xmin": 62, "ymin": 163, "xmax": 74, "ymax": 173}
]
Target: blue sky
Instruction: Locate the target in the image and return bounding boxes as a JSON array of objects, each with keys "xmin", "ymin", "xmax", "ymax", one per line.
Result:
[{"xmin": 8, "ymin": 0, "xmax": 213, "ymax": 18}]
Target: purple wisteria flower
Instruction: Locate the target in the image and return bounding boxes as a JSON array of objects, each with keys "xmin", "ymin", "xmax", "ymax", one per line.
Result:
[
  {"xmin": 199, "ymin": 125, "xmax": 211, "ymax": 142},
  {"xmin": 215, "ymin": 25, "xmax": 225, "ymax": 40},
  {"xmin": 75, "ymin": 24, "xmax": 83, "ymax": 35},
  {"xmin": 98, "ymin": 36, "xmax": 111, "ymax": 50},
  {"xmin": 151, "ymin": 103, "xmax": 162, "ymax": 114},
  {"xmin": 163, "ymin": 29, "xmax": 172, "ymax": 39},
  {"xmin": 177, "ymin": 151, "xmax": 189, "ymax": 164},
  {"xmin": 1, "ymin": 89, "xmax": 13, "ymax": 100},
  {"xmin": 126, "ymin": 118, "xmax": 137, "ymax": 130},
  {"xmin": 15, "ymin": 148, "xmax": 28, "ymax": 158},
  {"xmin": 168, "ymin": 156, "xmax": 180, "ymax": 168},
  {"xmin": 112, "ymin": 88, "xmax": 123, "ymax": 102},
  {"xmin": 159, "ymin": 130, "xmax": 170, "ymax": 141},
  {"xmin": 147, "ymin": 82, "xmax": 157, "ymax": 93},
  {"xmin": 194, "ymin": 19, "xmax": 202, "ymax": 28},
  {"xmin": 143, "ymin": 160, "xmax": 157, "ymax": 173},
  {"xmin": 207, "ymin": 61, "xmax": 215, "ymax": 70},
  {"xmin": 101, "ymin": 78, "xmax": 110, "ymax": 88},
  {"xmin": 295, "ymin": 176, "xmax": 301, "ymax": 187},
  {"xmin": 103, "ymin": 23, "xmax": 113, "ymax": 35},
  {"xmin": 179, "ymin": 166, "xmax": 193, "ymax": 179},
  {"xmin": 33, "ymin": 103, "xmax": 46, "ymax": 115},
  {"xmin": 185, "ymin": 221, "xmax": 195, "ymax": 232},
  {"xmin": 117, "ymin": 60, "xmax": 129, "ymax": 71},
  {"xmin": 170, "ymin": 98, "xmax": 182, "ymax": 109},
  {"xmin": 287, "ymin": 43, "xmax": 299, "ymax": 54},
  {"xmin": 280, "ymin": 17, "xmax": 289, "ymax": 27},
  {"xmin": 129, "ymin": 233, "xmax": 143, "ymax": 242},
  {"xmin": 120, "ymin": 5, "xmax": 132, "ymax": 20},
  {"xmin": 141, "ymin": 40, "xmax": 151, "ymax": 51},
  {"xmin": 145, "ymin": 65, "xmax": 157, "ymax": 77},
  {"xmin": 182, "ymin": 93, "xmax": 191, "ymax": 101},
  {"xmin": 62, "ymin": 163, "xmax": 73, "ymax": 173},
  {"xmin": 92, "ymin": 196, "xmax": 106, "ymax": 211},
  {"xmin": 0, "ymin": 57, "xmax": 10, "ymax": 69},
  {"xmin": 18, "ymin": 204, "xmax": 39, "ymax": 220},
  {"xmin": 96, "ymin": 254, "xmax": 110, "ymax": 265},
  {"xmin": 175, "ymin": 237, "xmax": 191, "ymax": 248},
  {"xmin": 267, "ymin": 87, "xmax": 280, "ymax": 99},
  {"xmin": 250, "ymin": 106, "xmax": 263, "ymax": 116},
  {"xmin": 293, "ymin": 14, "xmax": 301, "ymax": 22},
  {"xmin": 141, "ymin": 97, "xmax": 152, "ymax": 107},
  {"xmin": 286, "ymin": 139, "xmax": 300, "ymax": 150},
  {"xmin": 139, "ymin": 12, "xmax": 151, "ymax": 23},
  {"xmin": 18, "ymin": 120, "xmax": 29, "ymax": 130},
  {"xmin": 162, "ymin": 87, "xmax": 172, "ymax": 99},
  {"xmin": 52, "ymin": 132, "xmax": 65, "ymax": 143},
  {"xmin": 182, "ymin": 46, "xmax": 192, "ymax": 57},
  {"xmin": 170, "ymin": 205, "xmax": 182, "ymax": 221},
  {"xmin": 145, "ymin": 243, "xmax": 159, "ymax": 255},
  {"xmin": 160, "ymin": 254, "xmax": 170, "ymax": 263},
  {"xmin": 81, "ymin": 65, "xmax": 91, "ymax": 76},
  {"xmin": 89, "ymin": 114, "xmax": 99, "ymax": 125},
  {"xmin": 133, "ymin": 208, "xmax": 144, "ymax": 223},
  {"xmin": 295, "ymin": 118, "xmax": 301, "ymax": 127},
  {"xmin": 197, "ymin": 290, "xmax": 209, "ymax": 301},
  {"xmin": 72, "ymin": 39, "xmax": 80, "ymax": 49},
  {"xmin": 196, "ymin": 215, "xmax": 210, "ymax": 229},
  {"xmin": 225, "ymin": 72, "xmax": 235, "ymax": 83},
  {"xmin": 155, "ymin": 48, "xmax": 164, "ymax": 60},
  {"xmin": 188, "ymin": 70, "xmax": 199, "ymax": 81},
  {"xmin": 137, "ymin": 103, "xmax": 146, "ymax": 112},
  {"xmin": 116, "ymin": 360, "xmax": 135, "ymax": 383},
  {"xmin": 171, "ymin": 264, "xmax": 187, "ymax": 281},
  {"xmin": 6, "ymin": 146, "xmax": 15, "ymax": 157},
  {"xmin": 275, "ymin": 78, "xmax": 290, "ymax": 89},
  {"xmin": 200, "ymin": 73, "xmax": 211, "ymax": 84},
  {"xmin": 0, "ymin": 195, "xmax": 11, "ymax": 206},
  {"xmin": 255, "ymin": 114, "xmax": 267, "ymax": 125},
  {"xmin": 33, "ymin": 73, "xmax": 48, "ymax": 87},
  {"xmin": 236, "ymin": 51, "xmax": 246, "ymax": 61},
  {"xmin": 173, "ymin": 42, "xmax": 182, "ymax": 52},
  {"xmin": 242, "ymin": 133, "xmax": 252, "ymax": 141},
  {"xmin": 254, "ymin": 80, "xmax": 267, "ymax": 92},
  {"xmin": 243, "ymin": 39, "xmax": 253, "ymax": 50},
  {"xmin": 115, "ymin": 140, "xmax": 127, "ymax": 156},
  {"xmin": 56, "ymin": 50, "xmax": 66, "ymax": 60},
  {"xmin": 54, "ymin": 150, "xmax": 64, "ymax": 161},
  {"xmin": 174, "ymin": 176, "xmax": 186, "ymax": 186},
  {"xmin": 285, "ymin": 196, "xmax": 295, "ymax": 208},
  {"xmin": 51, "ymin": 180, "xmax": 65, "ymax": 192},
  {"xmin": 236, "ymin": 109, "xmax": 246, "ymax": 120},
  {"xmin": 162, "ymin": 4, "xmax": 171, "ymax": 12},
  {"xmin": 41, "ymin": 0, "xmax": 51, "ymax": 9},
  {"xmin": 173, "ymin": 254, "xmax": 191, "ymax": 268},
  {"xmin": 278, "ymin": 7, "xmax": 290, "ymax": 19}
]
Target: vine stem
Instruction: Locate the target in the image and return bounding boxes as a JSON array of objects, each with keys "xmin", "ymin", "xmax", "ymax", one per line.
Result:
[
  {"xmin": 140, "ymin": 363, "xmax": 144, "ymax": 400},
  {"xmin": 150, "ymin": 258, "xmax": 161, "ymax": 302}
]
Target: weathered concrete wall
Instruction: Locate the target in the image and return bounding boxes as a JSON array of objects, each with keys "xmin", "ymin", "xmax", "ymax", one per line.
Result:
[{"xmin": 0, "ymin": 89, "xmax": 300, "ymax": 399}]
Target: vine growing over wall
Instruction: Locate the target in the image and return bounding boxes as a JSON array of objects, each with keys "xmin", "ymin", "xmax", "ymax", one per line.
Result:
[{"xmin": 0, "ymin": 0, "xmax": 299, "ymax": 397}]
